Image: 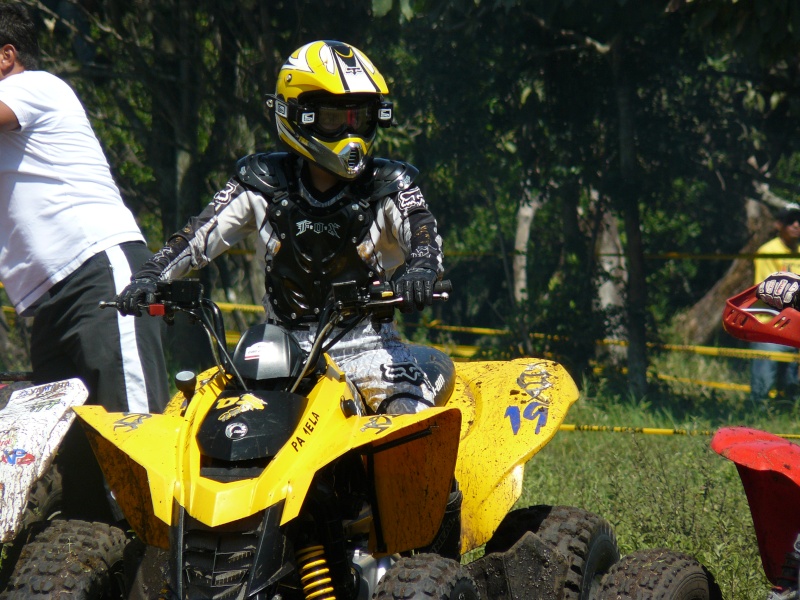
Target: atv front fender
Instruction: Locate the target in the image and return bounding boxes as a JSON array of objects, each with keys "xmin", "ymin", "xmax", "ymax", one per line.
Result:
[
  {"xmin": 712, "ymin": 426, "xmax": 800, "ymax": 585},
  {"xmin": 0, "ymin": 379, "xmax": 88, "ymax": 543}
]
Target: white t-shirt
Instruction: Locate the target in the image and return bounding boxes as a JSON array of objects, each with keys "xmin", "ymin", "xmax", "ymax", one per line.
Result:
[{"xmin": 0, "ymin": 71, "xmax": 144, "ymax": 314}]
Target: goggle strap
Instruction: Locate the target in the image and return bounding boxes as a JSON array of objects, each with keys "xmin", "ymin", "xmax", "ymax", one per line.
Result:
[{"xmin": 378, "ymin": 101, "xmax": 393, "ymax": 127}]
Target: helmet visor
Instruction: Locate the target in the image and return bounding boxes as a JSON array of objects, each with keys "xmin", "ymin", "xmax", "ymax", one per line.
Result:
[{"xmin": 310, "ymin": 100, "xmax": 378, "ymax": 138}]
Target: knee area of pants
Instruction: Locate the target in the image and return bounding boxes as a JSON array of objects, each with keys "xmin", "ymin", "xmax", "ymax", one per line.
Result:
[{"xmin": 379, "ymin": 395, "xmax": 433, "ymax": 414}]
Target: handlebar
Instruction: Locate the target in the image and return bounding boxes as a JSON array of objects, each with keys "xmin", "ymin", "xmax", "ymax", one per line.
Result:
[
  {"xmin": 101, "ymin": 278, "xmax": 452, "ymax": 319},
  {"xmin": 723, "ymin": 285, "xmax": 800, "ymax": 348},
  {"xmin": 99, "ymin": 300, "xmax": 167, "ymax": 317},
  {"xmin": 100, "ymin": 278, "xmax": 452, "ymax": 394},
  {"xmin": 330, "ymin": 279, "xmax": 451, "ymax": 321}
]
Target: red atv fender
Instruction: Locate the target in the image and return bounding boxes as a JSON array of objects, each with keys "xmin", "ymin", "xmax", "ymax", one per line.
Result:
[{"xmin": 711, "ymin": 426, "xmax": 800, "ymax": 585}]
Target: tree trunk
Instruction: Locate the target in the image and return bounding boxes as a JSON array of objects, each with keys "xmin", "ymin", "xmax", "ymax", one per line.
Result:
[
  {"xmin": 611, "ymin": 37, "xmax": 648, "ymax": 398},
  {"xmin": 670, "ymin": 199, "xmax": 775, "ymax": 344},
  {"xmin": 595, "ymin": 206, "xmax": 627, "ymax": 364},
  {"xmin": 513, "ymin": 190, "xmax": 543, "ymax": 304}
]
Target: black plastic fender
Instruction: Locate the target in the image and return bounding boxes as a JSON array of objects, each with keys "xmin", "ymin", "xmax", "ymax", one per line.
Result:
[{"xmin": 467, "ymin": 531, "xmax": 570, "ymax": 600}]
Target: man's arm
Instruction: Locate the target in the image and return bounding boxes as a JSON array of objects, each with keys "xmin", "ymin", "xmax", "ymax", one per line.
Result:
[{"xmin": 0, "ymin": 99, "xmax": 20, "ymax": 132}]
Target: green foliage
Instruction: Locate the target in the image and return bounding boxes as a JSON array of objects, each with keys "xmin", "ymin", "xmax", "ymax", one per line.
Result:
[{"xmin": 24, "ymin": 0, "xmax": 800, "ymax": 388}]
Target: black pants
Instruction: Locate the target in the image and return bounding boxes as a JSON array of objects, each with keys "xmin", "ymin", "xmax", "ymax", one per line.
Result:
[{"xmin": 30, "ymin": 241, "xmax": 169, "ymax": 520}]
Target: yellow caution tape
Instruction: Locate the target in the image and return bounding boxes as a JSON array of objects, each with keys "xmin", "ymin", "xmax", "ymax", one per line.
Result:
[
  {"xmin": 423, "ymin": 323, "xmax": 508, "ymax": 336},
  {"xmin": 599, "ymin": 338, "xmax": 800, "ymax": 363},
  {"xmin": 558, "ymin": 423, "xmax": 800, "ymax": 439},
  {"xmin": 167, "ymin": 249, "xmax": 800, "ymax": 260},
  {"xmin": 3, "ymin": 295, "xmax": 797, "ymax": 364},
  {"xmin": 216, "ymin": 301, "xmax": 265, "ymax": 314},
  {"xmin": 430, "ymin": 344, "xmax": 480, "ymax": 359},
  {"xmin": 651, "ymin": 372, "xmax": 751, "ymax": 393}
]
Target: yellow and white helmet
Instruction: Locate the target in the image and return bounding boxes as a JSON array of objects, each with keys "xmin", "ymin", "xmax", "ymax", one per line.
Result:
[{"xmin": 268, "ymin": 40, "xmax": 394, "ymax": 180}]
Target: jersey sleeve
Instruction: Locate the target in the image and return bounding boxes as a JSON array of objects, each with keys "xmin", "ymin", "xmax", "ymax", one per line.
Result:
[
  {"xmin": 387, "ymin": 186, "xmax": 444, "ymax": 276},
  {"xmin": 133, "ymin": 178, "xmax": 261, "ymax": 281}
]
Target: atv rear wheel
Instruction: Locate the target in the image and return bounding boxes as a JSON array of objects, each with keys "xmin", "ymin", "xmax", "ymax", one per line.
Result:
[
  {"xmin": 373, "ymin": 554, "xmax": 479, "ymax": 600},
  {"xmin": 598, "ymin": 549, "xmax": 722, "ymax": 600},
  {"xmin": 484, "ymin": 505, "xmax": 619, "ymax": 600},
  {"xmin": 0, "ymin": 520, "xmax": 129, "ymax": 599}
]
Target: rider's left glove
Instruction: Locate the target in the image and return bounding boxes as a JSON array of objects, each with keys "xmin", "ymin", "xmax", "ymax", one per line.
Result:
[
  {"xmin": 756, "ymin": 271, "xmax": 800, "ymax": 310},
  {"xmin": 116, "ymin": 277, "xmax": 158, "ymax": 316},
  {"xmin": 394, "ymin": 268, "xmax": 437, "ymax": 313}
]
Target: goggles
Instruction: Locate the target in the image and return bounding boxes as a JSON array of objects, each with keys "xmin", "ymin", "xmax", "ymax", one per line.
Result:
[{"xmin": 268, "ymin": 95, "xmax": 393, "ymax": 138}]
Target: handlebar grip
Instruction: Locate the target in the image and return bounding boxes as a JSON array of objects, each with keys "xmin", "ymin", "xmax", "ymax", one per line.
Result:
[{"xmin": 434, "ymin": 280, "xmax": 452, "ymax": 295}]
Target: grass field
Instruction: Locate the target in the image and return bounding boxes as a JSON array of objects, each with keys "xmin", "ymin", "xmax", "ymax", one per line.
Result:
[{"xmin": 517, "ymin": 357, "xmax": 800, "ymax": 600}]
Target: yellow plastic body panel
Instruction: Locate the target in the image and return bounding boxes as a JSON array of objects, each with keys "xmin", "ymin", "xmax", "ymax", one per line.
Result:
[
  {"xmin": 75, "ymin": 357, "xmax": 461, "ymax": 554},
  {"xmin": 76, "ymin": 356, "xmax": 578, "ymax": 556},
  {"xmin": 448, "ymin": 359, "xmax": 578, "ymax": 552}
]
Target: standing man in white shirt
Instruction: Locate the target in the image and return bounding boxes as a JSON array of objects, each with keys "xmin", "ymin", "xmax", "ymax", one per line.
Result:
[{"xmin": 0, "ymin": 2, "xmax": 167, "ymax": 519}]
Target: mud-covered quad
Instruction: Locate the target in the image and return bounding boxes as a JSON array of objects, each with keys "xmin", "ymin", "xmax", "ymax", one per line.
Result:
[
  {"xmin": 4, "ymin": 279, "xmax": 622, "ymax": 599},
  {"xmin": 0, "ymin": 278, "xmax": 738, "ymax": 600}
]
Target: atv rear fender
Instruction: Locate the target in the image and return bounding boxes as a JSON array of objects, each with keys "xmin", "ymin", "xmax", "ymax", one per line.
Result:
[{"xmin": 448, "ymin": 359, "xmax": 579, "ymax": 551}]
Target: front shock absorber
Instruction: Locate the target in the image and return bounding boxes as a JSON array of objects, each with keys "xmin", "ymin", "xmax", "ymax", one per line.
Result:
[{"xmin": 296, "ymin": 544, "xmax": 336, "ymax": 600}]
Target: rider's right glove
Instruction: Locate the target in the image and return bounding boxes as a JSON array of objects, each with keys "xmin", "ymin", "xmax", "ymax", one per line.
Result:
[
  {"xmin": 756, "ymin": 271, "xmax": 800, "ymax": 310},
  {"xmin": 116, "ymin": 277, "xmax": 158, "ymax": 316}
]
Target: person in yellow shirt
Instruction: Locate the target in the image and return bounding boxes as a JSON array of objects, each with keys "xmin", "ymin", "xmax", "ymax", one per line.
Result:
[{"xmin": 751, "ymin": 203, "xmax": 800, "ymax": 403}]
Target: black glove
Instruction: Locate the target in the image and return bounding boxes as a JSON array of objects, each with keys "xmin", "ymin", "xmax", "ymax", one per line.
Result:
[
  {"xmin": 116, "ymin": 277, "xmax": 158, "ymax": 316},
  {"xmin": 394, "ymin": 268, "xmax": 437, "ymax": 313},
  {"xmin": 757, "ymin": 271, "xmax": 800, "ymax": 310}
]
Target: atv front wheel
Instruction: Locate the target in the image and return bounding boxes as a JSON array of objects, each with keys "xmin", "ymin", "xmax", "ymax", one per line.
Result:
[
  {"xmin": 598, "ymin": 549, "xmax": 722, "ymax": 600},
  {"xmin": 373, "ymin": 554, "xmax": 479, "ymax": 600},
  {"xmin": 0, "ymin": 466, "xmax": 63, "ymax": 589},
  {"xmin": 484, "ymin": 504, "xmax": 619, "ymax": 600},
  {"xmin": 0, "ymin": 520, "xmax": 129, "ymax": 599}
]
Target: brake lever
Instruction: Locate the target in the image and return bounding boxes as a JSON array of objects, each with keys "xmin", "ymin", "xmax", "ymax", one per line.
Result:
[{"xmin": 98, "ymin": 300, "xmax": 166, "ymax": 317}]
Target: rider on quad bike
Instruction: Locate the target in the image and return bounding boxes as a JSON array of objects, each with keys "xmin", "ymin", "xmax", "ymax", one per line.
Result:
[
  {"xmin": 116, "ymin": 39, "xmax": 461, "ymax": 558},
  {"xmin": 718, "ymin": 269, "xmax": 800, "ymax": 599}
]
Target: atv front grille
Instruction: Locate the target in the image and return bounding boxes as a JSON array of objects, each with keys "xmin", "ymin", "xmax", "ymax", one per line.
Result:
[
  {"xmin": 200, "ymin": 455, "xmax": 270, "ymax": 483},
  {"xmin": 182, "ymin": 513, "xmax": 262, "ymax": 599}
]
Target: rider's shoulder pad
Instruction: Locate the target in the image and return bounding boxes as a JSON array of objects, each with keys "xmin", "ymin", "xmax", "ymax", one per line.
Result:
[
  {"xmin": 234, "ymin": 152, "xmax": 291, "ymax": 196},
  {"xmin": 369, "ymin": 158, "xmax": 419, "ymax": 198}
]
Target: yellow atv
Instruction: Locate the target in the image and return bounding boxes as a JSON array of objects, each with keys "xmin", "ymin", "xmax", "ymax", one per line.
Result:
[{"xmin": 72, "ymin": 279, "xmax": 618, "ymax": 599}]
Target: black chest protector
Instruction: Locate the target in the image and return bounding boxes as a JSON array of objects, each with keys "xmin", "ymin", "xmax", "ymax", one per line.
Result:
[
  {"xmin": 236, "ymin": 153, "xmax": 376, "ymax": 324},
  {"xmin": 266, "ymin": 191, "xmax": 375, "ymax": 323}
]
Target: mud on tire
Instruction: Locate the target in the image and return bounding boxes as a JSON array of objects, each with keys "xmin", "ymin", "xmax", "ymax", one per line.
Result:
[
  {"xmin": 484, "ymin": 504, "xmax": 619, "ymax": 600},
  {"xmin": 0, "ymin": 520, "xmax": 129, "ymax": 599},
  {"xmin": 373, "ymin": 553, "xmax": 479, "ymax": 600},
  {"xmin": 598, "ymin": 548, "xmax": 722, "ymax": 600}
]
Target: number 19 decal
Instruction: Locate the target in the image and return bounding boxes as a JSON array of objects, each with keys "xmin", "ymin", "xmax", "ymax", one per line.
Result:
[{"xmin": 505, "ymin": 402, "xmax": 548, "ymax": 435}]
